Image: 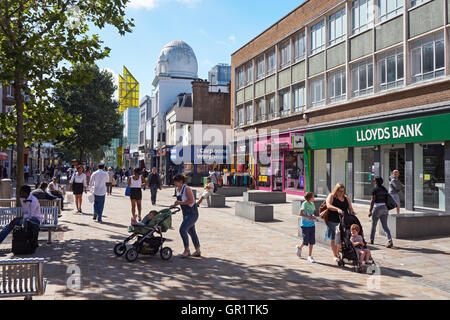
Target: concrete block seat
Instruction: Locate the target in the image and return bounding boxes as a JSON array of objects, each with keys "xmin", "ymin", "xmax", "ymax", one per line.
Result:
[
  {"xmin": 216, "ymin": 187, "xmax": 248, "ymax": 197},
  {"xmin": 380, "ymin": 212, "xmax": 450, "ymax": 239},
  {"xmin": 208, "ymin": 194, "xmax": 226, "ymax": 208},
  {"xmin": 243, "ymin": 191, "xmax": 286, "ymax": 204},
  {"xmin": 292, "ymin": 200, "xmax": 304, "ymax": 216},
  {"xmin": 235, "ymin": 201, "xmax": 273, "ymax": 222}
]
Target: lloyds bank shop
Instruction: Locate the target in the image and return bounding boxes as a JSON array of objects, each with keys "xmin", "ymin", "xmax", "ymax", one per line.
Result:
[{"xmin": 304, "ymin": 112, "xmax": 450, "ymax": 214}]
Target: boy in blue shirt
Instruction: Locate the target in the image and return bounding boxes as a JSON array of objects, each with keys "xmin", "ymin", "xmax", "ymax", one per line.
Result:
[{"xmin": 296, "ymin": 192, "xmax": 319, "ymax": 263}]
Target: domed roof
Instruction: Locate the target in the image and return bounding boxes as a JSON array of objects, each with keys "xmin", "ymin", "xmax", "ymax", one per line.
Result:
[{"xmin": 155, "ymin": 40, "xmax": 198, "ymax": 79}]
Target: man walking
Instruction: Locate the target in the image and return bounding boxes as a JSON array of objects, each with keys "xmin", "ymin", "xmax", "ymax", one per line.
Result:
[
  {"xmin": 210, "ymin": 168, "xmax": 221, "ymax": 193},
  {"xmin": 89, "ymin": 163, "xmax": 109, "ymax": 223},
  {"xmin": 24, "ymin": 165, "xmax": 30, "ymax": 182},
  {"xmin": 148, "ymin": 167, "xmax": 162, "ymax": 205},
  {"xmin": 389, "ymin": 169, "xmax": 404, "ymax": 214}
]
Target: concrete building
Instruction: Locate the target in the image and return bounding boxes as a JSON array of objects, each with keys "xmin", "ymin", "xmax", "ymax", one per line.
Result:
[{"xmin": 231, "ymin": 0, "xmax": 450, "ymax": 214}]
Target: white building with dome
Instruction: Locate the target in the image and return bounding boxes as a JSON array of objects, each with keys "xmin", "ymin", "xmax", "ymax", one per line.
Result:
[{"xmin": 152, "ymin": 40, "xmax": 199, "ymax": 151}]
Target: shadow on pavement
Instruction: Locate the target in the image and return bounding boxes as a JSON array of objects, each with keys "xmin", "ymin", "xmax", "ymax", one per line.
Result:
[
  {"xmin": 18, "ymin": 237, "xmax": 405, "ymax": 300},
  {"xmin": 392, "ymin": 246, "xmax": 450, "ymax": 256}
]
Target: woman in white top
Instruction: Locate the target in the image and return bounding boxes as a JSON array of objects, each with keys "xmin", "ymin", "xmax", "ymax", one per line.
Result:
[
  {"xmin": 69, "ymin": 166, "xmax": 87, "ymax": 213},
  {"xmin": 127, "ymin": 168, "xmax": 146, "ymax": 224},
  {"xmin": 172, "ymin": 174, "xmax": 201, "ymax": 258}
]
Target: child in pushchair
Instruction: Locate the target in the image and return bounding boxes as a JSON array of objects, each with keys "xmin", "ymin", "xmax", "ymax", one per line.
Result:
[
  {"xmin": 113, "ymin": 207, "xmax": 180, "ymax": 262},
  {"xmin": 337, "ymin": 214, "xmax": 375, "ymax": 273}
]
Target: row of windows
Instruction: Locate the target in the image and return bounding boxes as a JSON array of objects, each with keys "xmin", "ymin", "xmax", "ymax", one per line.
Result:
[
  {"xmin": 235, "ymin": 32, "xmax": 446, "ymax": 127},
  {"xmin": 236, "ymin": 0, "xmax": 432, "ymax": 90}
]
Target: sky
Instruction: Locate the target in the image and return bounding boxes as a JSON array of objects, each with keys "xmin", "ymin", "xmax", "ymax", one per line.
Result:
[{"xmin": 95, "ymin": 0, "xmax": 306, "ymax": 99}]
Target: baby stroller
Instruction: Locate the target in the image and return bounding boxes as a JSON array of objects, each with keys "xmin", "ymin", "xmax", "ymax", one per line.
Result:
[
  {"xmin": 336, "ymin": 214, "xmax": 376, "ymax": 273},
  {"xmin": 113, "ymin": 207, "xmax": 180, "ymax": 262}
]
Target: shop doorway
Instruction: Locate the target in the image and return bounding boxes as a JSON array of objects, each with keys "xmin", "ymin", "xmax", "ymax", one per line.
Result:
[
  {"xmin": 382, "ymin": 145, "xmax": 405, "ymax": 207},
  {"xmin": 272, "ymin": 159, "xmax": 283, "ymax": 191},
  {"xmin": 284, "ymin": 151, "xmax": 304, "ymax": 192}
]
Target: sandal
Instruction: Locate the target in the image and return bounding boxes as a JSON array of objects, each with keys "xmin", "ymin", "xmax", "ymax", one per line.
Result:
[
  {"xmin": 192, "ymin": 251, "xmax": 201, "ymax": 257},
  {"xmin": 180, "ymin": 250, "xmax": 191, "ymax": 258}
]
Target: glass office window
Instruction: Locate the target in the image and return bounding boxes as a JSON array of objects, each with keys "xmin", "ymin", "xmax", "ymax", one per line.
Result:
[
  {"xmin": 377, "ymin": 48, "xmax": 404, "ymax": 91},
  {"xmin": 246, "ymin": 104, "xmax": 253, "ymax": 124},
  {"xmin": 328, "ymin": 68, "xmax": 346, "ymax": 103},
  {"xmin": 314, "ymin": 149, "xmax": 329, "ymax": 196},
  {"xmin": 237, "ymin": 68, "xmax": 244, "ymax": 89},
  {"xmin": 267, "ymin": 50, "xmax": 276, "ymax": 74},
  {"xmin": 256, "ymin": 99, "xmax": 266, "ymax": 121},
  {"xmin": 411, "ymin": 33, "xmax": 445, "ymax": 83},
  {"xmin": 414, "ymin": 143, "xmax": 445, "ymax": 210},
  {"xmin": 245, "ymin": 63, "xmax": 253, "ymax": 85},
  {"xmin": 279, "ymin": 89, "xmax": 290, "ymax": 116},
  {"xmin": 378, "ymin": 0, "xmax": 403, "ymax": 22},
  {"xmin": 280, "ymin": 41, "xmax": 291, "ymax": 68},
  {"xmin": 354, "ymin": 147, "xmax": 375, "ymax": 201},
  {"xmin": 310, "ymin": 20, "xmax": 325, "ymax": 55},
  {"xmin": 294, "ymin": 33, "xmax": 306, "ymax": 61},
  {"xmin": 268, "ymin": 95, "xmax": 276, "ymax": 119},
  {"xmin": 352, "ymin": 0, "xmax": 374, "ymax": 34},
  {"xmin": 310, "ymin": 76, "xmax": 325, "ymax": 108},
  {"xmin": 329, "ymin": 8, "xmax": 346, "ymax": 45},
  {"xmin": 351, "ymin": 59, "xmax": 373, "ymax": 97},
  {"xmin": 293, "ymin": 83, "xmax": 306, "ymax": 112},
  {"xmin": 256, "ymin": 56, "xmax": 265, "ymax": 80}
]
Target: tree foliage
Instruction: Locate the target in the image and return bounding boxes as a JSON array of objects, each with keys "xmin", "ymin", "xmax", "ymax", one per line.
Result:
[
  {"xmin": 54, "ymin": 63, "xmax": 123, "ymax": 163},
  {"xmin": 0, "ymin": 0, "xmax": 133, "ymax": 199}
]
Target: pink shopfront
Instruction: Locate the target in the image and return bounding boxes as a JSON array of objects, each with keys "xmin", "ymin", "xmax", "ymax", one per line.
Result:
[{"xmin": 254, "ymin": 130, "xmax": 306, "ymax": 196}]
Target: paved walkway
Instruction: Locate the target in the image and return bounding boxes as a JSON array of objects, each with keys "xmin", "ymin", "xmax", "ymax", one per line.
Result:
[{"xmin": 1, "ymin": 186, "xmax": 449, "ymax": 299}]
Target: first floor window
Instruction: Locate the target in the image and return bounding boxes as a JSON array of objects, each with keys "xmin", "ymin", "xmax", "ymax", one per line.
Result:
[
  {"xmin": 378, "ymin": 48, "xmax": 404, "ymax": 91},
  {"xmin": 256, "ymin": 99, "xmax": 266, "ymax": 121},
  {"xmin": 351, "ymin": 59, "xmax": 373, "ymax": 97},
  {"xmin": 246, "ymin": 104, "xmax": 253, "ymax": 124},
  {"xmin": 328, "ymin": 69, "xmax": 346, "ymax": 103},
  {"xmin": 293, "ymin": 84, "xmax": 305, "ymax": 112},
  {"xmin": 279, "ymin": 89, "xmax": 291, "ymax": 116},
  {"xmin": 411, "ymin": 33, "xmax": 445, "ymax": 83},
  {"xmin": 236, "ymin": 107, "xmax": 244, "ymax": 126},
  {"xmin": 268, "ymin": 95, "xmax": 276, "ymax": 119},
  {"xmin": 310, "ymin": 76, "xmax": 325, "ymax": 108}
]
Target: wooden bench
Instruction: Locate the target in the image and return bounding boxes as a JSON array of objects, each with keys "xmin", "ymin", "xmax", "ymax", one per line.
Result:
[
  {"xmin": 0, "ymin": 258, "xmax": 46, "ymax": 300},
  {"xmin": 0, "ymin": 207, "xmax": 59, "ymax": 244}
]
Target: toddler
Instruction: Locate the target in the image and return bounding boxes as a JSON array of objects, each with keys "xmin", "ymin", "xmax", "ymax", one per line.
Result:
[
  {"xmin": 350, "ymin": 224, "xmax": 371, "ymax": 266},
  {"xmin": 197, "ymin": 177, "xmax": 214, "ymax": 207}
]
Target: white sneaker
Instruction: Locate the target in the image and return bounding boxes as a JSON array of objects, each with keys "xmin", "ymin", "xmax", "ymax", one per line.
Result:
[
  {"xmin": 296, "ymin": 245, "xmax": 302, "ymax": 258},
  {"xmin": 307, "ymin": 256, "xmax": 315, "ymax": 263}
]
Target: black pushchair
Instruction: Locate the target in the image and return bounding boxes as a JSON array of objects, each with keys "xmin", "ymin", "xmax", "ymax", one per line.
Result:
[{"xmin": 336, "ymin": 214, "xmax": 376, "ymax": 273}]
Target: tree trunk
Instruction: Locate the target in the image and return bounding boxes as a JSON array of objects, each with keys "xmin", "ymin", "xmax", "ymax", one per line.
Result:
[
  {"xmin": 14, "ymin": 79, "xmax": 25, "ymax": 205},
  {"xmin": 79, "ymin": 148, "xmax": 84, "ymax": 166}
]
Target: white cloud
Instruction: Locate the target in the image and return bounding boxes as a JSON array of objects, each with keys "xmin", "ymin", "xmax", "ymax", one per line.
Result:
[
  {"xmin": 127, "ymin": 0, "xmax": 202, "ymax": 10},
  {"xmin": 102, "ymin": 68, "xmax": 120, "ymax": 101},
  {"xmin": 228, "ymin": 35, "xmax": 236, "ymax": 42}
]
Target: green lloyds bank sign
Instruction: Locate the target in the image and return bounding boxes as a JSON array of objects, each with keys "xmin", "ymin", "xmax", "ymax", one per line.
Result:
[{"xmin": 305, "ymin": 113, "xmax": 450, "ymax": 150}]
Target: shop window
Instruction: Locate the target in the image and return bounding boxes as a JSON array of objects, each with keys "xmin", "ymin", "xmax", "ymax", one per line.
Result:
[
  {"xmin": 285, "ymin": 151, "xmax": 304, "ymax": 192},
  {"xmin": 354, "ymin": 147, "xmax": 375, "ymax": 201},
  {"xmin": 331, "ymin": 148, "xmax": 348, "ymax": 188},
  {"xmin": 414, "ymin": 143, "xmax": 445, "ymax": 210},
  {"xmin": 314, "ymin": 149, "xmax": 329, "ymax": 196},
  {"xmin": 351, "ymin": 59, "xmax": 373, "ymax": 97},
  {"xmin": 257, "ymin": 155, "xmax": 271, "ymax": 188}
]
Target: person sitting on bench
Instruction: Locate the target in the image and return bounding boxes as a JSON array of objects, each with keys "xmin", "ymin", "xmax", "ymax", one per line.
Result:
[
  {"xmin": 0, "ymin": 185, "xmax": 41, "ymax": 244},
  {"xmin": 196, "ymin": 177, "xmax": 214, "ymax": 207}
]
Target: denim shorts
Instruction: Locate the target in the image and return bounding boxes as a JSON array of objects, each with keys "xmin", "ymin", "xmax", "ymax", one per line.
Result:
[
  {"xmin": 301, "ymin": 226, "xmax": 315, "ymax": 246},
  {"xmin": 325, "ymin": 221, "xmax": 341, "ymax": 244}
]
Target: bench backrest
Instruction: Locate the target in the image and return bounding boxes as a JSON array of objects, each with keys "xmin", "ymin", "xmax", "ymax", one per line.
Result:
[
  {"xmin": 0, "ymin": 199, "xmax": 60, "ymax": 209},
  {"xmin": 0, "ymin": 258, "xmax": 45, "ymax": 296},
  {"xmin": 0, "ymin": 207, "xmax": 58, "ymax": 227}
]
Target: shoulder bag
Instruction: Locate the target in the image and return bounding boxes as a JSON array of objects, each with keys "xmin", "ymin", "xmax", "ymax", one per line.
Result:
[{"xmin": 319, "ymin": 201, "xmax": 329, "ymax": 225}]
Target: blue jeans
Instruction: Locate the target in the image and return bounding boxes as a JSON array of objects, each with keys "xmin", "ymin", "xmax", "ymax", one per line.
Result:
[
  {"xmin": 370, "ymin": 205, "xmax": 392, "ymax": 242},
  {"xmin": 0, "ymin": 217, "xmax": 40, "ymax": 244},
  {"xmin": 150, "ymin": 185, "xmax": 158, "ymax": 204},
  {"xmin": 179, "ymin": 204, "xmax": 200, "ymax": 249},
  {"xmin": 93, "ymin": 195, "xmax": 106, "ymax": 221}
]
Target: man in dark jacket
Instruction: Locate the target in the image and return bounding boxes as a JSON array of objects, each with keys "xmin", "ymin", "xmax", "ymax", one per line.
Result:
[{"xmin": 148, "ymin": 167, "xmax": 162, "ymax": 205}]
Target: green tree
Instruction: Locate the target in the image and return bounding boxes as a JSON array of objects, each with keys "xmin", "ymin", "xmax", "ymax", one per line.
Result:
[
  {"xmin": 54, "ymin": 64, "xmax": 123, "ymax": 164},
  {"xmin": 0, "ymin": 0, "xmax": 133, "ymax": 200}
]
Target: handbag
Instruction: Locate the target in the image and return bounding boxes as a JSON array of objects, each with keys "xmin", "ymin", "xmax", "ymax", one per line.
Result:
[
  {"xmin": 125, "ymin": 186, "xmax": 131, "ymax": 197},
  {"xmin": 386, "ymin": 193, "xmax": 398, "ymax": 211},
  {"xmin": 319, "ymin": 201, "xmax": 329, "ymax": 225}
]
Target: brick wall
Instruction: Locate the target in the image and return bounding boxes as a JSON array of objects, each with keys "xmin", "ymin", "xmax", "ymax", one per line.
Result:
[{"xmin": 192, "ymin": 80, "xmax": 231, "ymax": 125}]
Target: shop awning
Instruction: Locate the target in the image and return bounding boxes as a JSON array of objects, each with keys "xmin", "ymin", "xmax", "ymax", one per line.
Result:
[{"xmin": 0, "ymin": 152, "xmax": 8, "ymax": 161}]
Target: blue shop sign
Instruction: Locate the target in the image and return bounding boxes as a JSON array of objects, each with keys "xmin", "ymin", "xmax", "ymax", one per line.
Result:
[{"xmin": 170, "ymin": 146, "xmax": 230, "ymax": 164}]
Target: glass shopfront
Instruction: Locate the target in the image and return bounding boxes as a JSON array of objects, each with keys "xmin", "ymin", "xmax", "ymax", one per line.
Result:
[
  {"xmin": 354, "ymin": 147, "xmax": 375, "ymax": 201},
  {"xmin": 314, "ymin": 149, "xmax": 328, "ymax": 196},
  {"xmin": 331, "ymin": 148, "xmax": 348, "ymax": 188},
  {"xmin": 414, "ymin": 143, "xmax": 445, "ymax": 210},
  {"xmin": 284, "ymin": 150, "xmax": 305, "ymax": 192}
]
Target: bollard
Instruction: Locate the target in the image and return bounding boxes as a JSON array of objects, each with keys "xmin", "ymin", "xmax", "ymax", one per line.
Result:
[{"xmin": 0, "ymin": 179, "xmax": 12, "ymax": 199}]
